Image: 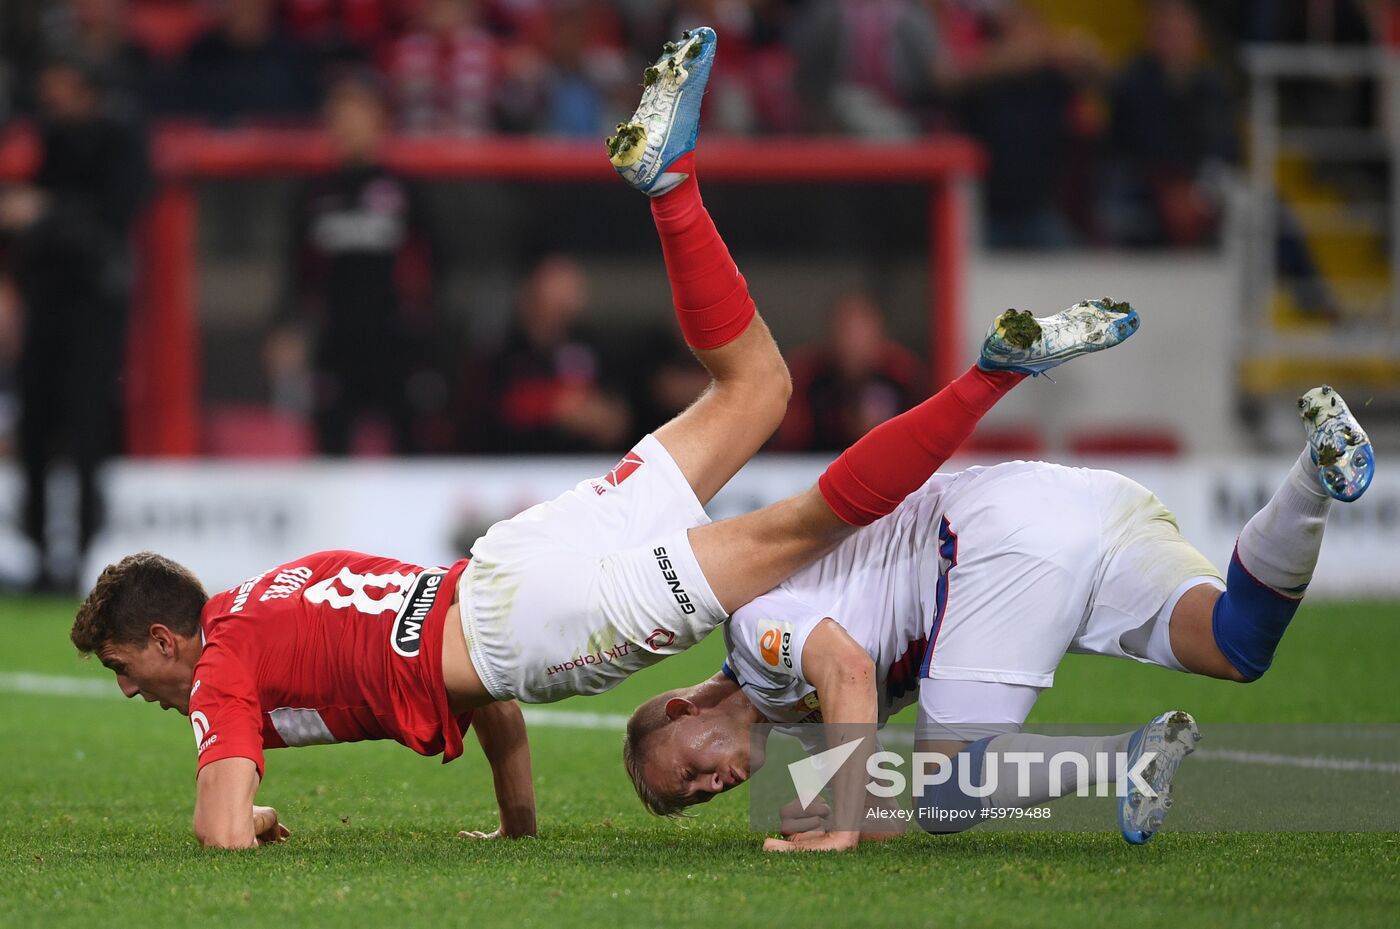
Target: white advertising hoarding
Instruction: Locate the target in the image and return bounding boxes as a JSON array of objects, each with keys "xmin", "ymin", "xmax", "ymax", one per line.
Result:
[{"xmin": 0, "ymin": 455, "xmax": 1395, "ymax": 599}]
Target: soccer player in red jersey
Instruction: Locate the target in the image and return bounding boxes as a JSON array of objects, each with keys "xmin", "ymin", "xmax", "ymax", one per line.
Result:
[{"xmin": 70, "ymin": 28, "xmax": 1137, "ymax": 849}]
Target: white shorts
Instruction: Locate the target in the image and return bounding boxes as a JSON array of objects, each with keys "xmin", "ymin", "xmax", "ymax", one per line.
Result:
[
  {"xmin": 920, "ymin": 462, "xmax": 1223, "ymax": 691},
  {"xmin": 916, "ymin": 678, "xmax": 1043, "ymax": 742},
  {"xmin": 459, "ymin": 434, "xmax": 725, "ymax": 704}
]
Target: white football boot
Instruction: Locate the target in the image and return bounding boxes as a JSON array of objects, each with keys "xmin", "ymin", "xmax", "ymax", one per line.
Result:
[{"xmin": 978, "ymin": 298, "xmax": 1140, "ymax": 375}]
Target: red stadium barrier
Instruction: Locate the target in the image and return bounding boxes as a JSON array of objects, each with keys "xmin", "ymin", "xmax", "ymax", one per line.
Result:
[{"xmin": 0, "ymin": 125, "xmax": 982, "ymax": 456}]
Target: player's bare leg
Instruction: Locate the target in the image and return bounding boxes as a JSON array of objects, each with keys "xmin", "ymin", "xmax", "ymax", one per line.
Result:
[
  {"xmin": 609, "ymin": 27, "xmax": 789, "ymax": 505},
  {"xmin": 691, "ymin": 300, "xmax": 1143, "ymax": 612},
  {"xmin": 1166, "ymin": 386, "xmax": 1375, "ymax": 681}
]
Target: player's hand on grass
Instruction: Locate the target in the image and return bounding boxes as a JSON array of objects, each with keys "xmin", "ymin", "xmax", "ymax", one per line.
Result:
[
  {"xmin": 763, "ymin": 830, "xmax": 861, "ymax": 853},
  {"xmin": 779, "ymin": 796, "xmax": 831, "ymax": 837},
  {"xmin": 457, "ymin": 826, "xmax": 536, "ymax": 840},
  {"xmin": 252, "ymin": 805, "xmax": 290, "ymax": 845},
  {"xmin": 458, "ymin": 810, "xmax": 537, "ymax": 840}
]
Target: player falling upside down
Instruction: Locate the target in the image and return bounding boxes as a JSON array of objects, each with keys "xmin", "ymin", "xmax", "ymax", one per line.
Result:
[
  {"xmin": 67, "ymin": 27, "xmax": 1136, "ymax": 850},
  {"xmin": 624, "ymin": 385, "xmax": 1376, "ymax": 852}
]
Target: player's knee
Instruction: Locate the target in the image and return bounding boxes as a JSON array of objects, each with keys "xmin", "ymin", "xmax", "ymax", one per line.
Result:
[
  {"xmin": 913, "ymin": 778, "xmax": 984, "ymax": 835},
  {"xmin": 717, "ymin": 354, "xmax": 790, "ymax": 429},
  {"xmin": 1225, "ymin": 663, "xmax": 1262, "ymax": 684},
  {"xmin": 750, "ymin": 351, "xmax": 793, "ymax": 407},
  {"xmin": 772, "ymin": 354, "xmax": 793, "ymax": 400},
  {"xmin": 912, "ymin": 742, "xmax": 989, "ymax": 836}
]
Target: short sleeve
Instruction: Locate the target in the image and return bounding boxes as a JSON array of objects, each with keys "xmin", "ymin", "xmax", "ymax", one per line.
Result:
[
  {"xmin": 723, "ymin": 587, "xmax": 829, "ymax": 723},
  {"xmin": 189, "ymin": 643, "xmax": 266, "ymax": 780}
]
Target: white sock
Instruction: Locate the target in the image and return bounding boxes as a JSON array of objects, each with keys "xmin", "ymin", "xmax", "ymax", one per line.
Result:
[
  {"xmin": 982, "ymin": 732, "xmax": 1132, "ymax": 808},
  {"xmin": 1235, "ymin": 450, "xmax": 1332, "ymax": 594}
]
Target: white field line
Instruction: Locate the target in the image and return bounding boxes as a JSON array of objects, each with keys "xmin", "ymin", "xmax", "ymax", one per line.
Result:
[
  {"xmin": 0, "ymin": 671, "xmax": 631, "ymax": 731},
  {"xmin": 520, "ymin": 708, "xmax": 628, "ymax": 731},
  {"xmin": 1193, "ymin": 747, "xmax": 1400, "ymax": 775},
  {"xmin": 4, "ymin": 672, "xmax": 1398, "ymax": 773},
  {"xmin": 0, "ymin": 671, "xmax": 115, "ymax": 698}
]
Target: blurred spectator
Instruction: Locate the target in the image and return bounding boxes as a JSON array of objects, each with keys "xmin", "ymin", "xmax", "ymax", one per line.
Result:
[
  {"xmin": 497, "ymin": 0, "xmax": 629, "ymax": 136},
  {"xmin": 1105, "ymin": 0, "xmax": 1238, "ymax": 247},
  {"xmin": 175, "ymin": 0, "xmax": 318, "ymax": 123},
  {"xmin": 282, "ymin": 0, "xmax": 411, "ymax": 69},
  {"xmin": 37, "ymin": 0, "xmax": 154, "ymax": 113},
  {"xmin": 385, "ymin": 0, "xmax": 504, "ymax": 134},
  {"xmin": 789, "ymin": 0, "xmax": 941, "ymax": 137},
  {"xmin": 775, "ymin": 290, "xmax": 921, "ymax": 451},
  {"xmin": 939, "ymin": 0, "xmax": 1106, "ymax": 248},
  {"xmin": 0, "ymin": 1, "xmax": 42, "ymax": 118},
  {"xmin": 273, "ymin": 72, "xmax": 438, "ymax": 455},
  {"xmin": 621, "ymin": 326, "xmax": 710, "ymax": 436},
  {"xmin": 476, "ymin": 255, "xmax": 631, "ymax": 453},
  {"xmin": 665, "ymin": 0, "xmax": 801, "ymax": 135},
  {"xmin": 1223, "ymin": 0, "xmax": 1373, "ymax": 44},
  {"xmin": 0, "ymin": 58, "xmax": 149, "ymax": 590}
]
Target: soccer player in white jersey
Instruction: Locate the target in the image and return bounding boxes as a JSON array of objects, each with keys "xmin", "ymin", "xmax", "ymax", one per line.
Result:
[
  {"xmin": 623, "ymin": 387, "xmax": 1376, "ymax": 852},
  {"xmin": 72, "ymin": 27, "xmax": 1137, "ymax": 848}
]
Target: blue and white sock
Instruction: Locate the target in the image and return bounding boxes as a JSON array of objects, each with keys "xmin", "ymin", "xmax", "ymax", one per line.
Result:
[{"xmin": 1212, "ymin": 450, "xmax": 1331, "ymax": 680}]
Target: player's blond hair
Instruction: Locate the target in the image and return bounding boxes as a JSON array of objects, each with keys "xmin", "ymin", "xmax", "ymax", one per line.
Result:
[
  {"xmin": 623, "ymin": 688, "xmax": 690, "ymax": 817},
  {"xmin": 71, "ymin": 552, "xmax": 207, "ymax": 655}
]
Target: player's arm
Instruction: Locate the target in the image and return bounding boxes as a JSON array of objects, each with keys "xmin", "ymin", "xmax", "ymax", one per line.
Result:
[
  {"xmin": 463, "ymin": 700, "xmax": 537, "ymax": 839},
  {"xmin": 764, "ymin": 618, "xmax": 877, "ymax": 854},
  {"xmin": 193, "ymin": 757, "xmax": 289, "ymax": 849}
]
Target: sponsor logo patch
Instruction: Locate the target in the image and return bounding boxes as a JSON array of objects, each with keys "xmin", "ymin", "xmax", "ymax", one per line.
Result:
[
  {"xmin": 760, "ymin": 629, "xmax": 781, "ymax": 666},
  {"xmin": 591, "ymin": 451, "xmax": 645, "ymax": 494},
  {"xmin": 757, "ymin": 620, "xmax": 794, "ymax": 670},
  {"xmin": 604, "ymin": 451, "xmax": 644, "ymax": 487},
  {"xmin": 390, "ymin": 569, "xmax": 446, "ymax": 658},
  {"xmin": 653, "ymin": 546, "xmax": 697, "ymax": 615}
]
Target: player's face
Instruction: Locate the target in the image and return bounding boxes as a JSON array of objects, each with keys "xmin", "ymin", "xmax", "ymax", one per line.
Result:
[
  {"xmin": 646, "ymin": 710, "xmax": 761, "ymax": 809},
  {"xmin": 97, "ymin": 639, "xmax": 194, "ymax": 714}
]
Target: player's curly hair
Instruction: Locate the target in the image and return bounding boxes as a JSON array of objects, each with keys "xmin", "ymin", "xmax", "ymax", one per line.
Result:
[
  {"xmin": 623, "ymin": 689, "xmax": 690, "ymax": 818},
  {"xmin": 71, "ymin": 552, "xmax": 207, "ymax": 655}
]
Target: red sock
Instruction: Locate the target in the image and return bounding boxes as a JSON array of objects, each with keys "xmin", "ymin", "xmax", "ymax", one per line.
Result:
[
  {"xmin": 818, "ymin": 365, "xmax": 1026, "ymax": 526},
  {"xmin": 649, "ymin": 154, "xmax": 756, "ymax": 350}
]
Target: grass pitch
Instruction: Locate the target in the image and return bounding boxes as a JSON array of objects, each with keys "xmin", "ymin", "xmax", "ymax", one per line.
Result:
[{"xmin": 2, "ymin": 598, "xmax": 1397, "ymax": 929}]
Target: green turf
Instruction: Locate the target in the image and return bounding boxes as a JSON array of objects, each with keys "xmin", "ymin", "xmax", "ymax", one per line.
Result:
[{"xmin": 2, "ymin": 599, "xmax": 1397, "ymax": 929}]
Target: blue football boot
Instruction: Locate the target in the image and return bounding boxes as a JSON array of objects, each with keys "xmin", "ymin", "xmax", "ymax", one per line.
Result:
[
  {"xmin": 606, "ymin": 27, "xmax": 717, "ymax": 196},
  {"xmin": 1119, "ymin": 710, "xmax": 1200, "ymax": 845},
  {"xmin": 1298, "ymin": 385, "xmax": 1375, "ymax": 502}
]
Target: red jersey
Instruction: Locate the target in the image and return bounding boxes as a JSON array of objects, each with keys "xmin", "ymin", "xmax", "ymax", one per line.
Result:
[{"xmin": 189, "ymin": 550, "xmax": 471, "ymax": 779}]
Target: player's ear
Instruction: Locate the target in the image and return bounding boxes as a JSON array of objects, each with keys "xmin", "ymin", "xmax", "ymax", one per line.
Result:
[
  {"xmin": 149, "ymin": 623, "xmax": 178, "ymax": 657},
  {"xmin": 664, "ymin": 697, "xmax": 699, "ymax": 721}
]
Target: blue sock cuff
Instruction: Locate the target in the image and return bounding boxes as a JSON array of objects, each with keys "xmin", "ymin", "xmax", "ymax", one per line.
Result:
[
  {"xmin": 914, "ymin": 737, "xmax": 993, "ymax": 835},
  {"xmin": 1211, "ymin": 549, "xmax": 1303, "ymax": 681}
]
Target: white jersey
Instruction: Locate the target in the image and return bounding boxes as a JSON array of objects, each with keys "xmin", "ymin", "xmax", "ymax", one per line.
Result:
[
  {"xmin": 724, "ymin": 469, "xmax": 962, "ymax": 724},
  {"xmin": 724, "ymin": 460, "xmax": 1224, "ymax": 725}
]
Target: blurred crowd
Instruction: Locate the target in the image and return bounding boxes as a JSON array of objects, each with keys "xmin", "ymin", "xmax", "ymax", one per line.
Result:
[
  {"xmin": 1, "ymin": 0, "xmax": 1388, "ymax": 245},
  {"xmin": 0, "ymin": 0, "xmax": 1291, "ymax": 247},
  {"xmin": 0, "ymin": 0, "xmax": 1389, "ymax": 587}
]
